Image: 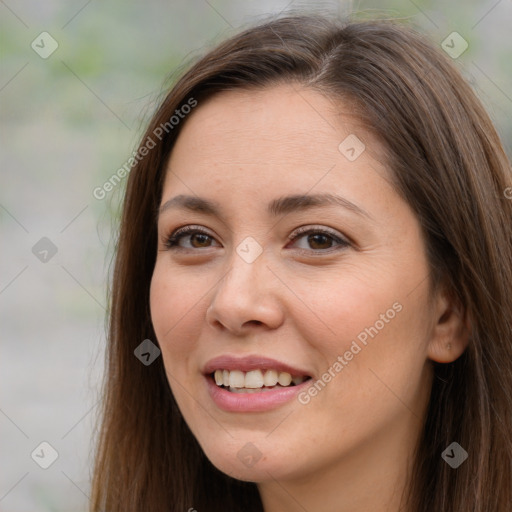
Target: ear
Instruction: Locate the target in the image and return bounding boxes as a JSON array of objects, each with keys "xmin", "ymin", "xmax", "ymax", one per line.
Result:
[{"xmin": 427, "ymin": 285, "xmax": 471, "ymax": 363}]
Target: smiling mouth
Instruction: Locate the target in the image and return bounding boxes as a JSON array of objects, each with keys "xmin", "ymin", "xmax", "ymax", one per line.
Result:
[{"xmin": 211, "ymin": 369, "xmax": 312, "ymax": 393}]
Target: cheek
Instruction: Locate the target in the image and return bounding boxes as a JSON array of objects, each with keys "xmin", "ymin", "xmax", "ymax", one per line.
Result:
[
  {"xmin": 289, "ymin": 267, "xmax": 407, "ymax": 359},
  {"xmin": 290, "ymin": 266, "xmax": 430, "ymax": 408},
  {"xmin": 149, "ymin": 264, "xmax": 205, "ymax": 366},
  {"xmin": 149, "ymin": 264, "xmax": 209, "ymax": 423}
]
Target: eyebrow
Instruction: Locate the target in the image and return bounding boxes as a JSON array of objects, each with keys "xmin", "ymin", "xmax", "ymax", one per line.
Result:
[{"xmin": 158, "ymin": 193, "xmax": 372, "ymax": 220}]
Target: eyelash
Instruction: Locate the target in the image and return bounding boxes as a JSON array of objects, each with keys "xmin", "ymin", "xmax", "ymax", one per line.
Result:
[{"xmin": 162, "ymin": 225, "xmax": 351, "ymax": 254}]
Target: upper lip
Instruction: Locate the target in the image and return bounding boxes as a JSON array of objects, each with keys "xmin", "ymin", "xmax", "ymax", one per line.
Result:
[{"xmin": 203, "ymin": 355, "xmax": 311, "ymax": 377}]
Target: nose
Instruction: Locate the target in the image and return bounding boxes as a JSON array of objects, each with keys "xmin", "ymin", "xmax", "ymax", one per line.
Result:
[{"xmin": 205, "ymin": 251, "xmax": 284, "ymax": 335}]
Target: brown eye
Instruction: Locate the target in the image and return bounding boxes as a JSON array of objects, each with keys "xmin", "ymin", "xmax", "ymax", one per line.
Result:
[
  {"xmin": 289, "ymin": 227, "xmax": 350, "ymax": 253},
  {"xmin": 189, "ymin": 233, "xmax": 213, "ymax": 248},
  {"xmin": 307, "ymin": 233, "xmax": 334, "ymax": 250},
  {"xmin": 164, "ymin": 226, "xmax": 219, "ymax": 250}
]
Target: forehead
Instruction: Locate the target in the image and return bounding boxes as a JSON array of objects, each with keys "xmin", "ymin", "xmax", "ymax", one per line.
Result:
[
  {"xmin": 162, "ymin": 84, "xmax": 393, "ymax": 215},
  {"xmin": 168, "ymin": 84, "xmax": 360, "ymax": 164}
]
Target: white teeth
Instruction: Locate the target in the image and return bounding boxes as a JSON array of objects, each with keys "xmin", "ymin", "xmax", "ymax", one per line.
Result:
[
  {"xmin": 245, "ymin": 370, "xmax": 264, "ymax": 388},
  {"xmin": 213, "ymin": 369, "xmax": 306, "ymax": 390},
  {"xmin": 214, "ymin": 370, "xmax": 223, "ymax": 385},
  {"xmin": 278, "ymin": 372, "xmax": 292, "ymax": 386},
  {"xmin": 229, "ymin": 370, "xmax": 245, "ymax": 388},
  {"xmin": 263, "ymin": 369, "xmax": 278, "ymax": 387}
]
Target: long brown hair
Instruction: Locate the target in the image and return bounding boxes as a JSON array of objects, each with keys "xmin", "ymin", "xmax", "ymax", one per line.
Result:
[{"xmin": 90, "ymin": 13, "xmax": 512, "ymax": 511}]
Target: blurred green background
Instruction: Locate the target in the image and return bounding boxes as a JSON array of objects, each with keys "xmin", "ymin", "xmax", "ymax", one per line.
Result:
[{"xmin": 1, "ymin": 0, "xmax": 511, "ymax": 510}]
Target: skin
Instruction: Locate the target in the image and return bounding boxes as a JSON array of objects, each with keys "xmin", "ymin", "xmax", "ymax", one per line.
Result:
[{"xmin": 150, "ymin": 84, "xmax": 469, "ymax": 512}]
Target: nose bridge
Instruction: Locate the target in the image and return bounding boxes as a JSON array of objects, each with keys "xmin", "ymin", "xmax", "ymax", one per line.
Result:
[
  {"xmin": 217, "ymin": 244, "xmax": 269, "ymax": 302},
  {"xmin": 206, "ymin": 242, "xmax": 283, "ymax": 332}
]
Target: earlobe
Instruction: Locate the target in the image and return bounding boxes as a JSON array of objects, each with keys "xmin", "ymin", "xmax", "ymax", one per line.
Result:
[{"xmin": 427, "ymin": 289, "xmax": 470, "ymax": 364}]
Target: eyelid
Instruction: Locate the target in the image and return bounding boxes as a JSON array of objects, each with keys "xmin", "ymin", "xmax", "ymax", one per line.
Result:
[
  {"xmin": 171, "ymin": 224, "xmax": 214, "ymax": 238},
  {"xmin": 162, "ymin": 224, "xmax": 218, "ymax": 250},
  {"xmin": 286, "ymin": 225, "xmax": 351, "ymax": 255},
  {"xmin": 288, "ymin": 224, "xmax": 349, "ymax": 243}
]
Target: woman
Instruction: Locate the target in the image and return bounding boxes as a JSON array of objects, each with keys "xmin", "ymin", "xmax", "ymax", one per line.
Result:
[{"xmin": 90, "ymin": 13, "xmax": 512, "ymax": 512}]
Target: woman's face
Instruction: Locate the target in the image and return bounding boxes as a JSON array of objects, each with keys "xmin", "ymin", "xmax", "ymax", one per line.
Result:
[{"xmin": 150, "ymin": 85, "xmax": 438, "ymax": 488}]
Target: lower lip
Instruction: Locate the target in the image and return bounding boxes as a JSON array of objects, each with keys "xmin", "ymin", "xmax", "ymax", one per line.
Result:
[{"xmin": 205, "ymin": 375, "xmax": 312, "ymax": 412}]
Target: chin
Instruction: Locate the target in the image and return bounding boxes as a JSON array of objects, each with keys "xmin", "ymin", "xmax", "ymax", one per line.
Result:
[{"xmin": 199, "ymin": 439, "xmax": 292, "ymax": 483}]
